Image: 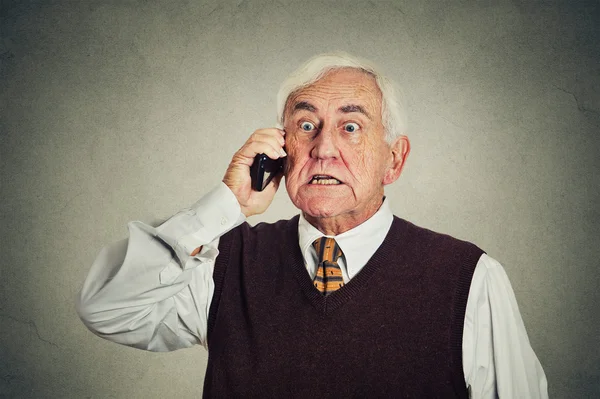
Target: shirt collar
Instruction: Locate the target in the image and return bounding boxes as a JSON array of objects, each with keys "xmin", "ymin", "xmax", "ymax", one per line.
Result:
[{"xmin": 298, "ymin": 198, "xmax": 394, "ymax": 280}]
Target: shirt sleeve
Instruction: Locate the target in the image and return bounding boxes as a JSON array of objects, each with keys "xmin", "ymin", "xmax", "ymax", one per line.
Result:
[
  {"xmin": 462, "ymin": 254, "xmax": 549, "ymax": 398},
  {"xmin": 76, "ymin": 182, "xmax": 245, "ymax": 352}
]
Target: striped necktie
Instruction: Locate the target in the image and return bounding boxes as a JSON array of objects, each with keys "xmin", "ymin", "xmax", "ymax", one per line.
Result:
[{"xmin": 312, "ymin": 237, "xmax": 344, "ymax": 295}]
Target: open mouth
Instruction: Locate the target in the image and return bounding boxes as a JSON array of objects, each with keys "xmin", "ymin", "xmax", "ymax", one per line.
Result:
[{"xmin": 309, "ymin": 175, "xmax": 342, "ymax": 185}]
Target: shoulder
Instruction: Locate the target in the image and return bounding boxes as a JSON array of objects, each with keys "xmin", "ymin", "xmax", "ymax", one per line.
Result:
[
  {"xmin": 251, "ymin": 215, "xmax": 299, "ymax": 235},
  {"xmin": 229, "ymin": 215, "xmax": 299, "ymax": 241},
  {"xmin": 391, "ymin": 216, "xmax": 484, "ymax": 255},
  {"xmin": 471, "ymin": 253, "xmax": 513, "ymax": 289},
  {"xmin": 219, "ymin": 215, "xmax": 299, "ymax": 251}
]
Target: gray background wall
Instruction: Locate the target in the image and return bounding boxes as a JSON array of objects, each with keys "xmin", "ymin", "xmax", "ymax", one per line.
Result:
[{"xmin": 1, "ymin": 0, "xmax": 598, "ymax": 397}]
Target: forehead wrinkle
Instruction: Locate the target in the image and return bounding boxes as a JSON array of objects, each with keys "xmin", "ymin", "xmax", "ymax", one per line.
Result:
[{"xmin": 285, "ymin": 72, "xmax": 382, "ymax": 121}]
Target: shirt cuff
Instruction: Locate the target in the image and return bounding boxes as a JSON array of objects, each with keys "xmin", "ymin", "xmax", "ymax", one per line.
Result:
[{"xmin": 155, "ymin": 182, "xmax": 245, "ymax": 267}]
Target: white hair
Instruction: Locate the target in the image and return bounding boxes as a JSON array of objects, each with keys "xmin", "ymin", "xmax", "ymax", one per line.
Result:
[{"xmin": 276, "ymin": 52, "xmax": 406, "ymax": 142}]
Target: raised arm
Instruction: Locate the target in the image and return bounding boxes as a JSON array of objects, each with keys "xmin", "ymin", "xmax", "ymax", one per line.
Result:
[
  {"xmin": 76, "ymin": 183, "xmax": 244, "ymax": 351},
  {"xmin": 76, "ymin": 128, "xmax": 286, "ymax": 351}
]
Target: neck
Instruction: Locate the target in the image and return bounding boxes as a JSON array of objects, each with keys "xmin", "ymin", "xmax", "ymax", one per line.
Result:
[{"xmin": 303, "ymin": 198, "xmax": 384, "ymax": 236}]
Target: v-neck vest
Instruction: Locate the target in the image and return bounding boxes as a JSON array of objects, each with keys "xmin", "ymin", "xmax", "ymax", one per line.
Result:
[{"xmin": 204, "ymin": 215, "xmax": 483, "ymax": 398}]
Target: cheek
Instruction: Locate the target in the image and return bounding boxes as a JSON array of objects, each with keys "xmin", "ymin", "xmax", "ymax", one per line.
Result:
[
  {"xmin": 284, "ymin": 139, "xmax": 300, "ymax": 171},
  {"xmin": 347, "ymin": 142, "xmax": 388, "ymax": 184},
  {"xmin": 348, "ymin": 143, "xmax": 374, "ymax": 176},
  {"xmin": 284, "ymin": 135, "xmax": 300, "ymax": 156},
  {"xmin": 283, "ymin": 138, "xmax": 305, "ymax": 187}
]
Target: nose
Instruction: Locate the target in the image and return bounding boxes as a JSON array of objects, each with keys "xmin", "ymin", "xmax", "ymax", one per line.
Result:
[{"xmin": 310, "ymin": 124, "xmax": 340, "ymax": 160}]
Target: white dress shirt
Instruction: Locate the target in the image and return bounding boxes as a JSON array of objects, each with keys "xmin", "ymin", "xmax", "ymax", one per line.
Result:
[{"xmin": 77, "ymin": 183, "xmax": 548, "ymax": 398}]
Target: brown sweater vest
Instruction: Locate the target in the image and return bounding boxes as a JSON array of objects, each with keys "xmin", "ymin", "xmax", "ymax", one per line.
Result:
[{"xmin": 203, "ymin": 216, "xmax": 483, "ymax": 398}]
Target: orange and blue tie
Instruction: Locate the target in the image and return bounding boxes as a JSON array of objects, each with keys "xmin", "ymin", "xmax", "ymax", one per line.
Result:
[{"xmin": 312, "ymin": 237, "xmax": 344, "ymax": 295}]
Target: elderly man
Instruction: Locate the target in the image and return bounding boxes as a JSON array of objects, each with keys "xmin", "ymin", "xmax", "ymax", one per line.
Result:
[{"xmin": 77, "ymin": 53, "xmax": 548, "ymax": 397}]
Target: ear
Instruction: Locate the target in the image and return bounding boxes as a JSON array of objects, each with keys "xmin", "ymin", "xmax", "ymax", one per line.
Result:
[{"xmin": 383, "ymin": 135, "xmax": 410, "ymax": 185}]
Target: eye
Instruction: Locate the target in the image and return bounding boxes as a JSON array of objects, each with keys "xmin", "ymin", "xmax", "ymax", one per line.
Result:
[
  {"xmin": 343, "ymin": 122, "xmax": 359, "ymax": 133},
  {"xmin": 300, "ymin": 121, "xmax": 316, "ymax": 132}
]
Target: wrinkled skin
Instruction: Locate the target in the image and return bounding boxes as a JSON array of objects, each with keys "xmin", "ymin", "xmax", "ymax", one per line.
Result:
[{"xmin": 283, "ymin": 69, "xmax": 410, "ymax": 235}]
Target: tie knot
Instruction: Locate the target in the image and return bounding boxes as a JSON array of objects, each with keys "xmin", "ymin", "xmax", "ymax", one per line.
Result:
[{"xmin": 312, "ymin": 237, "xmax": 343, "ymax": 264}]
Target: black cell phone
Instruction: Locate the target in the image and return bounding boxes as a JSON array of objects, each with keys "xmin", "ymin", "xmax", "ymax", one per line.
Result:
[{"xmin": 250, "ymin": 153, "xmax": 285, "ymax": 191}]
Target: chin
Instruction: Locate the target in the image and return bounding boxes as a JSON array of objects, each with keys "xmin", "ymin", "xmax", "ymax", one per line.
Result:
[
  {"xmin": 296, "ymin": 197, "xmax": 348, "ymax": 219},
  {"xmin": 288, "ymin": 182, "xmax": 353, "ymax": 218}
]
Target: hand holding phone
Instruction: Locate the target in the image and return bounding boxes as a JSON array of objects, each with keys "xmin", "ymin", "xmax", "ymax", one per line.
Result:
[{"xmin": 223, "ymin": 128, "xmax": 285, "ymax": 217}]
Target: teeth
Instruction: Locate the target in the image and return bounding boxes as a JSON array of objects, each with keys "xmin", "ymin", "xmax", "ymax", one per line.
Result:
[{"xmin": 310, "ymin": 177, "xmax": 341, "ymax": 185}]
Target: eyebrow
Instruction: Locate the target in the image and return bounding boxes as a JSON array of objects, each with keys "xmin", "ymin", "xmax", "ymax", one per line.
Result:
[
  {"xmin": 291, "ymin": 101, "xmax": 371, "ymax": 119},
  {"xmin": 340, "ymin": 104, "xmax": 371, "ymax": 119},
  {"xmin": 292, "ymin": 101, "xmax": 317, "ymax": 113}
]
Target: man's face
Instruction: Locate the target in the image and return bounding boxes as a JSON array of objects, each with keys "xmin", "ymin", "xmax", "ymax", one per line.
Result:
[{"xmin": 283, "ymin": 68, "xmax": 398, "ymax": 228}]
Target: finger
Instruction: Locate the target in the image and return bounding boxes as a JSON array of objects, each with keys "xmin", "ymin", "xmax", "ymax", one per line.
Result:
[
  {"xmin": 250, "ymin": 131, "xmax": 286, "ymax": 149},
  {"xmin": 254, "ymin": 127, "xmax": 286, "ymax": 138},
  {"xmin": 246, "ymin": 138, "xmax": 285, "ymax": 158},
  {"xmin": 243, "ymin": 133, "xmax": 286, "ymax": 158},
  {"xmin": 237, "ymin": 141, "xmax": 284, "ymax": 163}
]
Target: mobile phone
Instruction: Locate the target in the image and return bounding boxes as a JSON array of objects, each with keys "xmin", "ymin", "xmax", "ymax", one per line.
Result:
[{"xmin": 250, "ymin": 153, "xmax": 285, "ymax": 191}]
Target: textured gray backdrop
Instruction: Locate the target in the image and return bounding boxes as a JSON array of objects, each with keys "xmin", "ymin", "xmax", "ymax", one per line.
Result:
[{"xmin": 1, "ymin": 0, "xmax": 599, "ymax": 397}]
